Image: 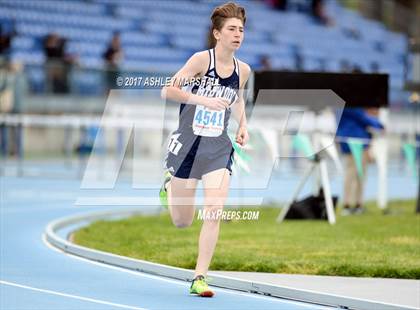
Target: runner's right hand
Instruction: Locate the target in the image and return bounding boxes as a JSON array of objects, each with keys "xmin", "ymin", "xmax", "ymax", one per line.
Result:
[{"xmin": 201, "ymin": 97, "xmax": 230, "ymax": 111}]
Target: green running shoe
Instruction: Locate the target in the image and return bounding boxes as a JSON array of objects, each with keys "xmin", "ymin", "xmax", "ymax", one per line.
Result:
[
  {"xmin": 159, "ymin": 171, "xmax": 172, "ymax": 209},
  {"xmin": 189, "ymin": 275, "xmax": 214, "ymax": 297}
]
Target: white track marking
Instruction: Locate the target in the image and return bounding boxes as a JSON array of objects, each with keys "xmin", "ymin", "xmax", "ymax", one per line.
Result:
[
  {"xmin": 0, "ymin": 280, "xmax": 148, "ymax": 310},
  {"xmin": 42, "ymin": 234, "xmax": 329, "ymax": 308}
]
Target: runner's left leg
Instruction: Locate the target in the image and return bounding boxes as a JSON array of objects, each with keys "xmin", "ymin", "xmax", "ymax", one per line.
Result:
[{"xmin": 194, "ymin": 168, "xmax": 230, "ymax": 277}]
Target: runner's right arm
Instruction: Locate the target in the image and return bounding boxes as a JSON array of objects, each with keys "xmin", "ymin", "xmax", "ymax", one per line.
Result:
[{"xmin": 161, "ymin": 52, "xmax": 229, "ymax": 111}]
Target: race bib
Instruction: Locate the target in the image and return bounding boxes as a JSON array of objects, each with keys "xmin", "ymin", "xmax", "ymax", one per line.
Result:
[{"xmin": 192, "ymin": 105, "xmax": 225, "ymax": 137}]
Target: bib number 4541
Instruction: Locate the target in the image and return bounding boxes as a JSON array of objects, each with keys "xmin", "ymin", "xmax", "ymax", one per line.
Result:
[
  {"xmin": 193, "ymin": 105, "xmax": 225, "ymax": 137},
  {"xmin": 194, "ymin": 109, "xmax": 223, "ymax": 127}
]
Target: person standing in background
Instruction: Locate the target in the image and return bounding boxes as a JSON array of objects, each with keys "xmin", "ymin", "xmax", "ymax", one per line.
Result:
[
  {"xmin": 103, "ymin": 32, "xmax": 123, "ymax": 93},
  {"xmin": 0, "ymin": 62, "xmax": 25, "ymax": 158},
  {"xmin": 337, "ymin": 108, "xmax": 384, "ymax": 215},
  {"xmin": 0, "ymin": 23, "xmax": 16, "ymax": 63},
  {"xmin": 259, "ymin": 54, "xmax": 272, "ymax": 71},
  {"xmin": 43, "ymin": 33, "xmax": 77, "ymax": 94}
]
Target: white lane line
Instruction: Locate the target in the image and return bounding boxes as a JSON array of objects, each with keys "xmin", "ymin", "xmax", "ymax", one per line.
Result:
[
  {"xmin": 0, "ymin": 280, "xmax": 148, "ymax": 310},
  {"xmin": 42, "ymin": 234, "xmax": 192, "ymax": 288},
  {"xmin": 0, "ymin": 205, "xmax": 110, "ymax": 214},
  {"xmin": 42, "ymin": 234, "xmax": 328, "ymax": 307}
]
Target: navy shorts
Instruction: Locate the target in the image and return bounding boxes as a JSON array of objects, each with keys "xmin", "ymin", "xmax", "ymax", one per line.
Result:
[{"xmin": 165, "ymin": 143, "xmax": 234, "ymax": 180}]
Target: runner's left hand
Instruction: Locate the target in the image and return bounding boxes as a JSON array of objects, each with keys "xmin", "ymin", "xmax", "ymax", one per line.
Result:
[{"xmin": 235, "ymin": 126, "xmax": 249, "ymax": 146}]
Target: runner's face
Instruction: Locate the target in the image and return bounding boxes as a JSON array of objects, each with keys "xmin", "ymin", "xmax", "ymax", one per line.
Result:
[{"xmin": 214, "ymin": 18, "xmax": 244, "ymax": 51}]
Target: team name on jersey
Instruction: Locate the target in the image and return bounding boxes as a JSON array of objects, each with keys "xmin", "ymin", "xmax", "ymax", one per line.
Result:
[{"xmin": 196, "ymin": 76, "xmax": 238, "ymax": 105}]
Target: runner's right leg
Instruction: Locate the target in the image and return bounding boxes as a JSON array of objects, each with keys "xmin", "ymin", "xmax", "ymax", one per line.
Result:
[{"xmin": 167, "ymin": 176, "xmax": 197, "ymax": 228}]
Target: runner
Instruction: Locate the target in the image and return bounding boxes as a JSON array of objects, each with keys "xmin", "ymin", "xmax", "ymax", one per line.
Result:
[{"xmin": 160, "ymin": 2, "xmax": 251, "ymax": 297}]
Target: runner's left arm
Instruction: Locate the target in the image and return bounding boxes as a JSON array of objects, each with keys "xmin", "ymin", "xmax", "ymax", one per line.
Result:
[{"xmin": 232, "ymin": 63, "xmax": 251, "ymax": 146}]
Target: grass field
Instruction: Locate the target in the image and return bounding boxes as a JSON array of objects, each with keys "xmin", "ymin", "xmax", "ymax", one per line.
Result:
[{"xmin": 73, "ymin": 200, "xmax": 420, "ymax": 279}]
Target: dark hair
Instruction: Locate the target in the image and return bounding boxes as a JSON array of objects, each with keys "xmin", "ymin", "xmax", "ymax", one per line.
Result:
[{"xmin": 209, "ymin": 2, "xmax": 246, "ymax": 47}]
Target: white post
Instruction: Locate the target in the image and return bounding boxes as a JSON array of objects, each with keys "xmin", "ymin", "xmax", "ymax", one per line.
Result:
[{"xmin": 319, "ymin": 159, "xmax": 336, "ymax": 224}]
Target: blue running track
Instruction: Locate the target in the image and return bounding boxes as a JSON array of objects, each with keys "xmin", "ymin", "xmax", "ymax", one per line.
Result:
[{"xmin": 1, "ymin": 175, "xmax": 333, "ymax": 310}]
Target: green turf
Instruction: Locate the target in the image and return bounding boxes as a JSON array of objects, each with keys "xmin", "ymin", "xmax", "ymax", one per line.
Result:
[{"xmin": 73, "ymin": 200, "xmax": 420, "ymax": 279}]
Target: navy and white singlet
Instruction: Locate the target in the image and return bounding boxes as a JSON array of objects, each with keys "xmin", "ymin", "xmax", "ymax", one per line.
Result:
[{"xmin": 165, "ymin": 48, "xmax": 240, "ymax": 179}]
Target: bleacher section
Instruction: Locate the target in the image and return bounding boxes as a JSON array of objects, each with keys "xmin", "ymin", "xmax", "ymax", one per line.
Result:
[{"xmin": 0, "ymin": 0, "xmax": 408, "ymax": 99}]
